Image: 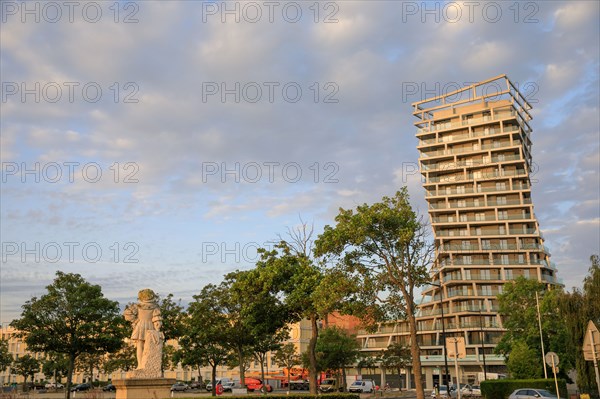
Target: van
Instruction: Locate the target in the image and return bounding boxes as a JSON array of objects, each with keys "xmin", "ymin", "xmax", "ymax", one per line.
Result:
[
  {"xmin": 319, "ymin": 378, "xmax": 343, "ymax": 392},
  {"xmin": 349, "ymin": 380, "xmax": 375, "ymax": 393},
  {"xmin": 206, "ymin": 378, "xmax": 232, "ymax": 391}
]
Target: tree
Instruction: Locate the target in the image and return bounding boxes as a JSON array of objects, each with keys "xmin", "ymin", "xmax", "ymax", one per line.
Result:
[
  {"xmin": 12, "ymin": 354, "xmax": 40, "ymax": 392},
  {"xmin": 506, "ymin": 340, "xmax": 542, "ymax": 379},
  {"xmin": 0, "ymin": 339, "xmax": 13, "ymax": 374},
  {"xmin": 314, "ymin": 326, "xmax": 360, "ymax": 390},
  {"xmin": 357, "ymin": 353, "xmax": 379, "ymax": 377},
  {"xmin": 10, "ymin": 271, "xmax": 126, "ymax": 399},
  {"xmin": 315, "ymin": 188, "xmax": 433, "ymax": 399},
  {"xmin": 560, "ymin": 255, "xmax": 600, "ymax": 394},
  {"xmin": 102, "ymin": 345, "xmax": 136, "ymax": 375},
  {"xmin": 274, "ymin": 343, "xmax": 301, "ymax": 393},
  {"xmin": 254, "ymin": 240, "xmax": 333, "ymax": 394},
  {"xmin": 496, "ymin": 277, "xmax": 574, "ymax": 379},
  {"xmin": 177, "ymin": 284, "xmax": 232, "ymax": 396},
  {"xmin": 42, "ymin": 352, "xmax": 69, "ymax": 385},
  {"xmin": 381, "ymin": 342, "xmax": 411, "ymax": 390},
  {"xmin": 75, "ymin": 352, "xmax": 104, "ymax": 385}
]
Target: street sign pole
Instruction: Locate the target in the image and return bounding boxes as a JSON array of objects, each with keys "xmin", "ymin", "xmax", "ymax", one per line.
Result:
[
  {"xmin": 454, "ymin": 339, "xmax": 461, "ymax": 399},
  {"xmin": 550, "ymin": 355, "xmax": 560, "ymax": 399},
  {"xmin": 589, "ymin": 328, "xmax": 600, "ymax": 398}
]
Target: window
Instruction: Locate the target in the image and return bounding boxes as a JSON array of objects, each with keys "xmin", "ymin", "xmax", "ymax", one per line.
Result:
[
  {"xmin": 480, "ymin": 286, "xmax": 492, "ymax": 295},
  {"xmin": 518, "ymin": 254, "xmax": 525, "ymax": 264},
  {"xmin": 499, "ymin": 225, "xmax": 506, "ymax": 235},
  {"xmin": 482, "ymin": 240, "xmax": 491, "ymax": 250},
  {"xmin": 505, "ymin": 269, "xmax": 513, "ymax": 279},
  {"xmin": 458, "ymin": 200, "xmax": 466, "ymax": 208},
  {"xmin": 476, "ymin": 212, "xmax": 485, "ymax": 221},
  {"xmin": 500, "ymin": 255, "xmax": 509, "ymax": 265},
  {"xmin": 462, "ymin": 240, "xmax": 471, "ymax": 250},
  {"xmin": 498, "ymin": 210, "xmax": 508, "ymax": 220},
  {"xmin": 460, "ymin": 214, "xmax": 468, "ymax": 222},
  {"xmin": 497, "ymin": 196, "xmax": 507, "ymax": 205},
  {"xmin": 496, "ymin": 182, "xmax": 506, "ymax": 191},
  {"xmin": 457, "ymin": 185, "xmax": 465, "ymax": 194},
  {"xmin": 475, "ymin": 227, "xmax": 482, "ymax": 236},
  {"xmin": 463, "ymin": 256, "xmax": 472, "ymax": 265},
  {"xmin": 499, "ymin": 239, "xmax": 508, "ymax": 249},
  {"xmin": 474, "ymin": 198, "xmax": 480, "ymax": 207},
  {"xmin": 481, "ymin": 269, "xmax": 491, "ymax": 279}
]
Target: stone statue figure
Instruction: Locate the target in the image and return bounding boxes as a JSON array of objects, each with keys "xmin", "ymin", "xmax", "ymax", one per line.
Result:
[{"xmin": 123, "ymin": 289, "xmax": 163, "ymax": 378}]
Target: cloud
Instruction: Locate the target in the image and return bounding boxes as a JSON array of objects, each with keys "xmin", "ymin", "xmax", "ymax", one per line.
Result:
[{"xmin": 1, "ymin": 0, "xmax": 598, "ymax": 321}]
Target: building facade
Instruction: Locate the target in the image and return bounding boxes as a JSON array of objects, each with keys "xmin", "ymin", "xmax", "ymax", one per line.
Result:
[{"xmin": 356, "ymin": 75, "xmax": 560, "ymax": 389}]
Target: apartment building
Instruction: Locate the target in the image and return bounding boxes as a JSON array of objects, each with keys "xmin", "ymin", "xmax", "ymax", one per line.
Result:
[{"xmin": 356, "ymin": 75, "xmax": 560, "ymax": 389}]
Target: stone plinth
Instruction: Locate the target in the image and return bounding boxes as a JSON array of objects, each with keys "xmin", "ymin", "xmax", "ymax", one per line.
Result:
[{"xmin": 113, "ymin": 378, "xmax": 175, "ymax": 399}]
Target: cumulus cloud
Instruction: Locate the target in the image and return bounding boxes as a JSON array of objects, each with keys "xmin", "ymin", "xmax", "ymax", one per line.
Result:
[{"xmin": 1, "ymin": 1, "xmax": 598, "ymax": 321}]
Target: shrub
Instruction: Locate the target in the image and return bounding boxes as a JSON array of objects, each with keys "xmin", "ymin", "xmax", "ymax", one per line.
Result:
[
  {"xmin": 481, "ymin": 379, "xmax": 567, "ymax": 399},
  {"xmin": 178, "ymin": 395, "xmax": 361, "ymax": 399}
]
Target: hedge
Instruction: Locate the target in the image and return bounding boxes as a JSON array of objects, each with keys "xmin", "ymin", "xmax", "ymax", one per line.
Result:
[{"xmin": 481, "ymin": 379, "xmax": 567, "ymax": 399}]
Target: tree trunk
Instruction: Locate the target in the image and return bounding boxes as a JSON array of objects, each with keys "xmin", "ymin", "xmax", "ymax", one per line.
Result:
[
  {"xmin": 259, "ymin": 354, "xmax": 267, "ymax": 395},
  {"xmin": 398, "ymin": 367, "xmax": 402, "ymax": 391},
  {"xmin": 408, "ymin": 312, "xmax": 424, "ymax": 399},
  {"xmin": 286, "ymin": 366, "xmax": 291, "ymax": 394},
  {"xmin": 308, "ymin": 314, "xmax": 319, "ymax": 395},
  {"xmin": 342, "ymin": 368, "xmax": 347, "ymax": 392},
  {"xmin": 65, "ymin": 353, "xmax": 75, "ymax": 399},
  {"xmin": 211, "ymin": 363, "xmax": 217, "ymax": 397},
  {"xmin": 238, "ymin": 349, "xmax": 246, "ymax": 389}
]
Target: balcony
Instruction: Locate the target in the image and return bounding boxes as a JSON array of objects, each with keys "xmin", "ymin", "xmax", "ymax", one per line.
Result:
[{"xmin": 417, "ymin": 111, "xmax": 517, "ymax": 135}]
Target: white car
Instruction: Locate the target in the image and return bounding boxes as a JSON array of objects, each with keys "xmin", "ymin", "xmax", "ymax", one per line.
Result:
[
  {"xmin": 45, "ymin": 383, "xmax": 64, "ymax": 389},
  {"xmin": 509, "ymin": 389, "xmax": 558, "ymax": 399},
  {"xmin": 432, "ymin": 385, "xmax": 457, "ymax": 399},
  {"xmin": 461, "ymin": 385, "xmax": 481, "ymax": 396}
]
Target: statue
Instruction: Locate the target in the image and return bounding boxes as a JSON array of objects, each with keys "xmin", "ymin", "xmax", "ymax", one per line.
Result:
[{"xmin": 123, "ymin": 289, "xmax": 163, "ymax": 378}]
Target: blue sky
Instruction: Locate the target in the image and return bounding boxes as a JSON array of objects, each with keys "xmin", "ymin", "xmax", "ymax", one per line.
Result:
[{"xmin": 1, "ymin": 1, "xmax": 599, "ymax": 323}]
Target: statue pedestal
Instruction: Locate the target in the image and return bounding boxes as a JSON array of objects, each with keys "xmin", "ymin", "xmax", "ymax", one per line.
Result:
[{"xmin": 113, "ymin": 378, "xmax": 175, "ymax": 399}]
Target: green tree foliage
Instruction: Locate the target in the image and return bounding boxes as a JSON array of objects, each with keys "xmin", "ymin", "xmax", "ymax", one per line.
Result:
[
  {"xmin": 381, "ymin": 343, "xmax": 411, "ymax": 390},
  {"xmin": 496, "ymin": 277, "xmax": 574, "ymax": 379},
  {"xmin": 274, "ymin": 343, "xmax": 301, "ymax": 393},
  {"xmin": 315, "ymin": 188, "xmax": 433, "ymax": 399},
  {"xmin": 12, "ymin": 354, "xmax": 40, "ymax": 392},
  {"xmin": 177, "ymin": 284, "xmax": 233, "ymax": 396},
  {"xmin": 559, "ymin": 255, "xmax": 600, "ymax": 395},
  {"xmin": 102, "ymin": 345, "xmax": 136, "ymax": 375},
  {"xmin": 506, "ymin": 340, "xmax": 543, "ymax": 379},
  {"xmin": 314, "ymin": 326, "xmax": 360, "ymax": 390},
  {"xmin": 253, "ymin": 236, "xmax": 334, "ymax": 395},
  {"xmin": 42, "ymin": 352, "xmax": 69, "ymax": 385},
  {"xmin": 10, "ymin": 271, "xmax": 126, "ymax": 399},
  {"xmin": 75, "ymin": 352, "xmax": 103, "ymax": 385},
  {"xmin": 0, "ymin": 339, "xmax": 13, "ymax": 373}
]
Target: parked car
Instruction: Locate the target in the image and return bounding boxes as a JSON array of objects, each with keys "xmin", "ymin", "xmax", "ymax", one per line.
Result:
[
  {"xmin": 319, "ymin": 378, "xmax": 344, "ymax": 393},
  {"xmin": 222, "ymin": 381, "xmax": 236, "ymax": 392},
  {"xmin": 461, "ymin": 385, "xmax": 481, "ymax": 396},
  {"xmin": 45, "ymin": 382, "xmax": 64, "ymax": 389},
  {"xmin": 432, "ymin": 385, "xmax": 457, "ymax": 399},
  {"xmin": 103, "ymin": 383, "xmax": 116, "ymax": 392},
  {"xmin": 509, "ymin": 389, "xmax": 558, "ymax": 399},
  {"xmin": 245, "ymin": 378, "xmax": 272, "ymax": 393},
  {"xmin": 190, "ymin": 381, "xmax": 207, "ymax": 390},
  {"xmin": 171, "ymin": 382, "xmax": 189, "ymax": 392},
  {"xmin": 70, "ymin": 383, "xmax": 92, "ymax": 392},
  {"xmin": 207, "ymin": 378, "xmax": 232, "ymax": 391},
  {"xmin": 349, "ymin": 380, "xmax": 375, "ymax": 393}
]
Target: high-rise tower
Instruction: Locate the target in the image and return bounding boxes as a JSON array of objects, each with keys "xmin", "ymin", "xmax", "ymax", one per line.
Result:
[{"xmin": 412, "ymin": 75, "xmax": 559, "ymax": 381}]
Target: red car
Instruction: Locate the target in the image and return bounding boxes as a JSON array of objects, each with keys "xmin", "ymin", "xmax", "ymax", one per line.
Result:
[{"xmin": 245, "ymin": 378, "xmax": 272, "ymax": 392}]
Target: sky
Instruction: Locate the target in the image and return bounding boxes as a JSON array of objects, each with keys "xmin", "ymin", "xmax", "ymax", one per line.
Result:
[{"xmin": 1, "ymin": 0, "xmax": 599, "ymax": 324}]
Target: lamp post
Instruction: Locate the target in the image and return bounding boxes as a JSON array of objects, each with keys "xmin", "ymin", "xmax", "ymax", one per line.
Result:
[
  {"xmin": 478, "ymin": 310, "xmax": 487, "ymax": 381},
  {"xmin": 430, "ymin": 281, "xmax": 451, "ymax": 395}
]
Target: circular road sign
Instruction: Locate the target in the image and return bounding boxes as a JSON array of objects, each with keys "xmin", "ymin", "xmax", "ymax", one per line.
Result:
[{"xmin": 545, "ymin": 352, "xmax": 560, "ymax": 367}]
